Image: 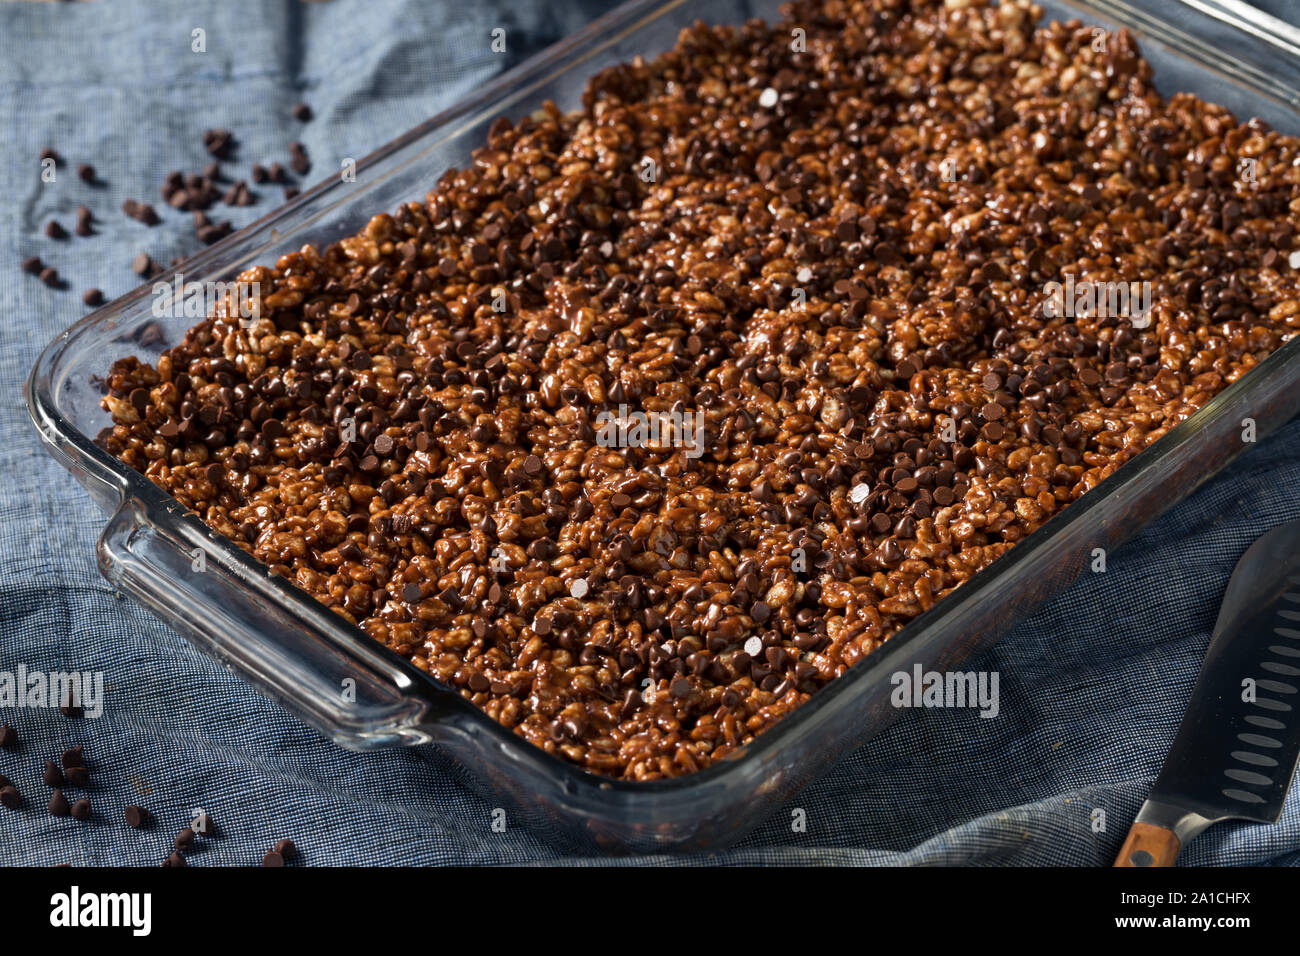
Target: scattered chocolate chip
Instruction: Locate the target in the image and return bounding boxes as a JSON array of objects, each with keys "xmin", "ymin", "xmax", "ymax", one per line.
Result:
[
  {"xmin": 174, "ymin": 827, "xmax": 195, "ymax": 850},
  {"xmin": 48, "ymin": 789, "xmax": 71, "ymax": 817},
  {"xmin": 262, "ymin": 850, "xmax": 285, "ymax": 867},
  {"xmin": 0, "ymin": 724, "xmax": 17, "ymax": 747},
  {"xmin": 203, "ymin": 128, "xmax": 235, "ymax": 158},
  {"xmin": 45, "ymin": 220, "xmax": 68, "ymax": 240},
  {"xmin": 289, "ymin": 142, "xmax": 310, "ymax": 175},
  {"xmin": 71, "ymin": 798, "xmax": 91, "ymax": 820},
  {"xmin": 0, "ymin": 786, "xmax": 20, "ymax": 810},
  {"xmin": 198, "ymin": 220, "xmax": 234, "ymax": 245},
  {"xmin": 44, "ymin": 761, "xmax": 64, "ymax": 787},
  {"xmin": 77, "ymin": 163, "xmax": 96, "ymax": 184},
  {"xmin": 292, "ymin": 102, "xmax": 313, "ymax": 122},
  {"xmin": 20, "ymin": 256, "xmax": 43, "ymax": 276},
  {"xmin": 124, "ymin": 805, "xmax": 151, "ymax": 829},
  {"xmin": 222, "ymin": 180, "xmax": 255, "ymax": 206},
  {"xmin": 64, "ymin": 766, "xmax": 89, "ymax": 788}
]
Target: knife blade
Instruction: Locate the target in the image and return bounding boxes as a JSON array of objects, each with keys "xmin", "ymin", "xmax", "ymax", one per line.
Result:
[{"xmin": 1115, "ymin": 518, "xmax": 1300, "ymax": 866}]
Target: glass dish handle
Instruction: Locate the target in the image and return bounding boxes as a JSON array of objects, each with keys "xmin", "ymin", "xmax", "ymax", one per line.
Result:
[
  {"xmin": 1100, "ymin": 0, "xmax": 1300, "ymax": 105},
  {"xmin": 97, "ymin": 497, "xmax": 438, "ymax": 749},
  {"xmin": 1177, "ymin": 0, "xmax": 1300, "ymax": 62}
]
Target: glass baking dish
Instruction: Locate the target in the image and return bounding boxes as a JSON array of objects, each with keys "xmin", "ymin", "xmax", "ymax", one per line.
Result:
[{"xmin": 25, "ymin": 0, "xmax": 1300, "ymax": 853}]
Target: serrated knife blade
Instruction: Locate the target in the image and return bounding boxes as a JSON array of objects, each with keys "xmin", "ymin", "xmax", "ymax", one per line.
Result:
[{"xmin": 1115, "ymin": 518, "xmax": 1300, "ymax": 866}]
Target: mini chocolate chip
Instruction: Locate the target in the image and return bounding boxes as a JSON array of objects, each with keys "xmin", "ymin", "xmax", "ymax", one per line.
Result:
[
  {"xmin": 64, "ymin": 766, "xmax": 89, "ymax": 788},
  {"xmin": 48, "ymin": 789, "xmax": 71, "ymax": 817},
  {"xmin": 203, "ymin": 128, "xmax": 235, "ymax": 158},
  {"xmin": 125, "ymin": 805, "xmax": 151, "ymax": 829}
]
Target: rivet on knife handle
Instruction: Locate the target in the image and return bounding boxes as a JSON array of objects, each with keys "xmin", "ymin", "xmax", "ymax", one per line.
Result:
[{"xmin": 1114, "ymin": 821, "xmax": 1180, "ymax": 867}]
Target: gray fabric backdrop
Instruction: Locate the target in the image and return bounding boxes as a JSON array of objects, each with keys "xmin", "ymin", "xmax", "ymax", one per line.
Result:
[{"xmin": 1, "ymin": 0, "xmax": 1298, "ymax": 866}]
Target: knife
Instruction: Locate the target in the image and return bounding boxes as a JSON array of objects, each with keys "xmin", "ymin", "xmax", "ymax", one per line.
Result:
[{"xmin": 1115, "ymin": 518, "xmax": 1300, "ymax": 866}]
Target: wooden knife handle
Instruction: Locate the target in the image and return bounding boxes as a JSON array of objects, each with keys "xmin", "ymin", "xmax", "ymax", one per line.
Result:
[{"xmin": 1114, "ymin": 822, "xmax": 1181, "ymax": 867}]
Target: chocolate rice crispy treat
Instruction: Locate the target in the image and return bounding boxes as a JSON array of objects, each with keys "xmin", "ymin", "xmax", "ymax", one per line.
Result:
[{"xmin": 97, "ymin": 0, "xmax": 1300, "ymax": 778}]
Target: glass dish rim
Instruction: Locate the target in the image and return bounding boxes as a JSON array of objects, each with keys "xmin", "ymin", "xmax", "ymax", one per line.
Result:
[{"xmin": 24, "ymin": 0, "xmax": 1300, "ymax": 797}]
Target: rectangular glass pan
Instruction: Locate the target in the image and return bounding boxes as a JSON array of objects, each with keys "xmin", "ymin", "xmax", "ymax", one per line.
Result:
[{"xmin": 25, "ymin": 0, "xmax": 1300, "ymax": 853}]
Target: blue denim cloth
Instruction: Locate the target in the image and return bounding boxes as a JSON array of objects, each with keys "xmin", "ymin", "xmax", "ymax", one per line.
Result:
[{"xmin": 2, "ymin": 0, "xmax": 1299, "ymax": 866}]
